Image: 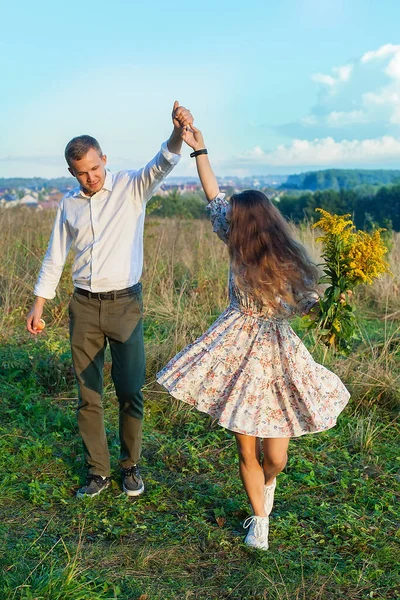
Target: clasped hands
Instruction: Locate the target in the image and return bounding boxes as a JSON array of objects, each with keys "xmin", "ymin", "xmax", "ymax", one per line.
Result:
[{"xmin": 172, "ymin": 101, "xmax": 205, "ymax": 151}]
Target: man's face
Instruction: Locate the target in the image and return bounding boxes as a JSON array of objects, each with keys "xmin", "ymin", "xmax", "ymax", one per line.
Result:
[{"xmin": 68, "ymin": 148, "xmax": 107, "ymax": 196}]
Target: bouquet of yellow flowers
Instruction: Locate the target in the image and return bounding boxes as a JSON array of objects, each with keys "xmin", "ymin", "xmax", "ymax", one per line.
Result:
[{"xmin": 303, "ymin": 208, "xmax": 391, "ymax": 355}]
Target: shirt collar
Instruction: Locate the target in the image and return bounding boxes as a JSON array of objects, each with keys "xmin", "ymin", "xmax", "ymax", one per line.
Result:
[
  {"xmin": 102, "ymin": 170, "xmax": 113, "ymax": 192},
  {"xmin": 72, "ymin": 169, "xmax": 113, "ymax": 198}
]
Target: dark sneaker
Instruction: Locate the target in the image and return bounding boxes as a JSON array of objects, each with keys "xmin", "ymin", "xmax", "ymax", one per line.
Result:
[
  {"xmin": 76, "ymin": 474, "xmax": 111, "ymax": 498},
  {"xmin": 122, "ymin": 465, "xmax": 144, "ymax": 497}
]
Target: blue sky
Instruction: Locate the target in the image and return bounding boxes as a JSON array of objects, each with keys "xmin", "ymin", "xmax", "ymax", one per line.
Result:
[{"xmin": 2, "ymin": 0, "xmax": 400, "ymax": 177}]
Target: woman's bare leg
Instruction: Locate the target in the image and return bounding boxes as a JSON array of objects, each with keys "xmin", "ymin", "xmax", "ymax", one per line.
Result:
[
  {"xmin": 235, "ymin": 432, "xmax": 266, "ymax": 516},
  {"xmin": 262, "ymin": 438, "xmax": 289, "ymax": 485}
]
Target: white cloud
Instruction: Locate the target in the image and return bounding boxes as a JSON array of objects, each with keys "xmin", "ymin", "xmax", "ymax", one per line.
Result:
[
  {"xmin": 240, "ymin": 136, "xmax": 400, "ymax": 167},
  {"xmin": 250, "ymin": 44, "xmax": 400, "ymax": 171},
  {"xmin": 292, "ymin": 43, "xmax": 400, "ymax": 136},
  {"xmin": 311, "ymin": 63, "xmax": 353, "ymax": 87},
  {"xmin": 326, "ymin": 110, "xmax": 368, "ymax": 126},
  {"xmin": 333, "ymin": 64, "xmax": 353, "ymax": 82},
  {"xmin": 250, "ymin": 145, "xmax": 265, "ymax": 157},
  {"xmin": 386, "ymin": 51, "xmax": 400, "ymax": 80},
  {"xmin": 358, "ymin": 45, "xmax": 400, "ymax": 125},
  {"xmin": 361, "ymin": 44, "xmax": 400, "ymax": 64},
  {"xmin": 311, "ymin": 73, "xmax": 336, "ymax": 87},
  {"xmin": 363, "ymin": 89, "xmax": 400, "ymax": 106},
  {"xmin": 390, "ymin": 105, "xmax": 400, "ymax": 125},
  {"xmin": 300, "ymin": 115, "xmax": 318, "ymax": 126}
]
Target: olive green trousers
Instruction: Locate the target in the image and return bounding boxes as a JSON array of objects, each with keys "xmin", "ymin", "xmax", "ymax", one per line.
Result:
[{"xmin": 69, "ymin": 287, "xmax": 145, "ymax": 477}]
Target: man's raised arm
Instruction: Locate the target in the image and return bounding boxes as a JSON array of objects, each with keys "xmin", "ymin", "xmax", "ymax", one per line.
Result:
[{"xmin": 128, "ymin": 101, "xmax": 193, "ymax": 203}]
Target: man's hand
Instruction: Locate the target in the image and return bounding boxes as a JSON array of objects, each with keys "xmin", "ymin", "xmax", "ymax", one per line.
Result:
[
  {"xmin": 168, "ymin": 101, "xmax": 194, "ymax": 154},
  {"xmin": 172, "ymin": 100, "xmax": 193, "ymax": 131},
  {"xmin": 26, "ymin": 297, "xmax": 46, "ymax": 335}
]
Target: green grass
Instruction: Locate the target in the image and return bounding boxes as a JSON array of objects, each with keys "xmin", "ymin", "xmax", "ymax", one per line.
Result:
[
  {"xmin": 0, "ymin": 212, "xmax": 399, "ymax": 599},
  {"xmin": 0, "ymin": 320, "xmax": 399, "ymax": 600}
]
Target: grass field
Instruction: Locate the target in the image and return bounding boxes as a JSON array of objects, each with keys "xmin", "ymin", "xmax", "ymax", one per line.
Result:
[{"xmin": 0, "ymin": 209, "xmax": 399, "ymax": 599}]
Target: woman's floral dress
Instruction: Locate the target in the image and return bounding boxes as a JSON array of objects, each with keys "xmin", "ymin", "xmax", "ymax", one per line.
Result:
[{"xmin": 156, "ymin": 194, "xmax": 350, "ymax": 438}]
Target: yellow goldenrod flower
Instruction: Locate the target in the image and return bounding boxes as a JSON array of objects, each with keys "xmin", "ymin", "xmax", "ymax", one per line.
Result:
[
  {"xmin": 307, "ymin": 208, "xmax": 391, "ymax": 355},
  {"xmin": 347, "ymin": 229, "xmax": 390, "ymax": 285},
  {"xmin": 333, "ymin": 319, "xmax": 341, "ymax": 332},
  {"xmin": 313, "ymin": 209, "xmax": 354, "ymax": 236}
]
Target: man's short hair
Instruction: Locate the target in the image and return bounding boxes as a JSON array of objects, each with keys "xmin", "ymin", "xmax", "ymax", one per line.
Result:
[{"xmin": 65, "ymin": 135, "xmax": 103, "ymax": 165}]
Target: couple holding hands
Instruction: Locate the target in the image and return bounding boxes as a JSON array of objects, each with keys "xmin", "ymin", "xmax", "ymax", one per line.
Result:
[{"xmin": 27, "ymin": 102, "xmax": 349, "ymax": 550}]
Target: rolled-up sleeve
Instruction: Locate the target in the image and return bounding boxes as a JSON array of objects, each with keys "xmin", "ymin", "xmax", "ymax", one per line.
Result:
[
  {"xmin": 130, "ymin": 141, "xmax": 181, "ymax": 203},
  {"xmin": 34, "ymin": 201, "xmax": 73, "ymax": 299},
  {"xmin": 293, "ymin": 289, "xmax": 320, "ymax": 315},
  {"xmin": 206, "ymin": 193, "xmax": 230, "ymax": 244}
]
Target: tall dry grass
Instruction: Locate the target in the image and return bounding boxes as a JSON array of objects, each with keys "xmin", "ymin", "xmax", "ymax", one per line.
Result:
[
  {"xmin": 0, "ymin": 208, "xmax": 73, "ymax": 333},
  {"xmin": 142, "ymin": 218, "xmax": 229, "ymax": 375},
  {"xmin": 0, "ymin": 207, "xmax": 399, "ymax": 408}
]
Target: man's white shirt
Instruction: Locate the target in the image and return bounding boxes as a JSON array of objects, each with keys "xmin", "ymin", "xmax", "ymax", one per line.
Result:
[{"xmin": 34, "ymin": 142, "xmax": 180, "ymax": 299}]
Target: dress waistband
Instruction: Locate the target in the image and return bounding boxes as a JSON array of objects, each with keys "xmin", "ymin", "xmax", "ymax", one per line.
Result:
[{"xmin": 229, "ymin": 303, "xmax": 286, "ymax": 322}]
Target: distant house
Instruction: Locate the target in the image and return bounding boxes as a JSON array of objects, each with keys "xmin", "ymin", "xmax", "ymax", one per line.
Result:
[
  {"xmin": 1, "ymin": 199, "xmax": 20, "ymax": 209},
  {"xmin": 3, "ymin": 193, "xmax": 18, "ymax": 202},
  {"xmin": 19, "ymin": 194, "xmax": 38, "ymax": 207}
]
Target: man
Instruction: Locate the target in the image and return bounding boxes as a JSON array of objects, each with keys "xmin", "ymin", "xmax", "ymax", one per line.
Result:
[{"xmin": 26, "ymin": 102, "xmax": 193, "ymax": 498}]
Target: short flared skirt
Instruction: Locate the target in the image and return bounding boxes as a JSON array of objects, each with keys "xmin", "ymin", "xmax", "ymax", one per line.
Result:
[{"xmin": 156, "ymin": 305, "xmax": 350, "ymax": 438}]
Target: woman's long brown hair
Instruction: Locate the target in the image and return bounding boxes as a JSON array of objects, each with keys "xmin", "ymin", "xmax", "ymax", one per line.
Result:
[{"xmin": 228, "ymin": 190, "xmax": 319, "ymax": 310}]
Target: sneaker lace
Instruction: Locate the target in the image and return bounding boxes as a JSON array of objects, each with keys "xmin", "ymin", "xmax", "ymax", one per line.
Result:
[
  {"xmin": 243, "ymin": 516, "xmax": 256, "ymax": 530},
  {"xmin": 87, "ymin": 474, "xmax": 105, "ymax": 484},
  {"xmin": 123, "ymin": 465, "xmax": 140, "ymax": 479},
  {"xmin": 243, "ymin": 516, "xmax": 269, "ymax": 537}
]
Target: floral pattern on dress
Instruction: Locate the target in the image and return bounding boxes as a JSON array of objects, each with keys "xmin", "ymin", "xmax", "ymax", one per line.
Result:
[{"xmin": 157, "ymin": 194, "xmax": 350, "ymax": 438}]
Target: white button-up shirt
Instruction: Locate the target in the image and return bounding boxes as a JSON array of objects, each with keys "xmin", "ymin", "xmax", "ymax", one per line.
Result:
[{"xmin": 34, "ymin": 142, "xmax": 180, "ymax": 299}]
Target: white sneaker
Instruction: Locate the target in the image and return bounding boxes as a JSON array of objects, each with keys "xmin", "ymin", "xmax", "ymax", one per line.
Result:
[
  {"xmin": 243, "ymin": 516, "xmax": 269, "ymax": 550},
  {"xmin": 264, "ymin": 478, "xmax": 276, "ymax": 516}
]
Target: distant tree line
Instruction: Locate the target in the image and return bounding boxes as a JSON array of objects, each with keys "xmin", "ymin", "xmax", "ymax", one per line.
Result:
[
  {"xmin": 130, "ymin": 166, "xmax": 400, "ymax": 232},
  {"xmin": 283, "ymin": 169, "xmax": 400, "ymax": 191},
  {"xmin": 148, "ymin": 184, "xmax": 400, "ymax": 231},
  {"xmin": 148, "ymin": 190, "xmax": 208, "ymax": 219},
  {"xmin": 3, "ymin": 172, "xmax": 400, "ymax": 231},
  {"xmin": 275, "ymin": 185, "xmax": 400, "ymax": 231},
  {"xmin": 0, "ymin": 177, "xmax": 75, "ymax": 190}
]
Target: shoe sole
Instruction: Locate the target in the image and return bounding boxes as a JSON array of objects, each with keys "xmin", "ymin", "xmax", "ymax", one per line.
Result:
[
  {"xmin": 245, "ymin": 540, "xmax": 269, "ymax": 550},
  {"xmin": 123, "ymin": 483, "xmax": 145, "ymax": 497},
  {"xmin": 76, "ymin": 480, "xmax": 111, "ymax": 498}
]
